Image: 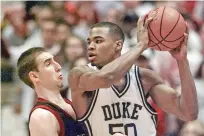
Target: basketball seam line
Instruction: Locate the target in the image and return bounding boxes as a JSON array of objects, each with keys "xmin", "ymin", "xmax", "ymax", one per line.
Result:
[
  {"xmin": 160, "ymin": 11, "xmax": 184, "ymax": 42},
  {"xmin": 160, "ymin": 7, "xmax": 181, "ymax": 42},
  {"xmin": 148, "ymin": 6, "xmax": 184, "ymax": 49}
]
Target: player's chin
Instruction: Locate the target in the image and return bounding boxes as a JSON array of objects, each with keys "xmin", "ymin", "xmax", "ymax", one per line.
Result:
[
  {"xmin": 90, "ymin": 61, "xmax": 97, "ymax": 66},
  {"xmin": 57, "ymin": 82, "xmax": 64, "ymax": 89}
]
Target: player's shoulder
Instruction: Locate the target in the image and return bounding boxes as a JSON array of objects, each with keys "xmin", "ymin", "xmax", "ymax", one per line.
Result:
[
  {"xmin": 139, "ymin": 67, "xmax": 164, "ymax": 85},
  {"xmin": 30, "ymin": 108, "xmax": 57, "ymax": 124},
  {"xmin": 29, "ymin": 108, "xmax": 59, "ymax": 134}
]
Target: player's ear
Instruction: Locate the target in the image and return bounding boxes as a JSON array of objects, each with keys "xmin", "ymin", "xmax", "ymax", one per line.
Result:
[
  {"xmin": 29, "ymin": 71, "xmax": 39, "ymax": 82},
  {"xmin": 115, "ymin": 40, "xmax": 123, "ymax": 52}
]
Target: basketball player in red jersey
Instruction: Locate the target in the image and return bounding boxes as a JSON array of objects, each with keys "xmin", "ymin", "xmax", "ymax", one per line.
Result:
[
  {"xmin": 17, "ymin": 47, "xmax": 127, "ymax": 136},
  {"xmin": 68, "ymin": 14, "xmax": 198, "ymax": 135},
  {"xmin": 17, "ymin": 47, "xmax": 90, "ymax": 136}
]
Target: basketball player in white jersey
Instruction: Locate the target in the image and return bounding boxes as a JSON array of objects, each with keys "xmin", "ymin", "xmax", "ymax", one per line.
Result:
[{"xmin": 68, "ymin": 14, "xmax": 198, "ymax": 136}]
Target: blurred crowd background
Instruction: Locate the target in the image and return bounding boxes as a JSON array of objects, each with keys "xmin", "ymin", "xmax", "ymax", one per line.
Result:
[{"xmin": 1, "ymin": 1, "xmax": 204, "ymax": 136}]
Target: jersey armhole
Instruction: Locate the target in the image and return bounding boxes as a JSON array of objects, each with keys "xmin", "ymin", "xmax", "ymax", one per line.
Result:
[
  {"xmin": 78, "ymin": 89, "xmax": 99, "ymax": 122},
  {"xmin": 29, "ymin": 105, "xmax": 65, "ymax": 136},
  {"xmin": 134, "ymin": 65, "xmax": 158, "ymax": 126}
]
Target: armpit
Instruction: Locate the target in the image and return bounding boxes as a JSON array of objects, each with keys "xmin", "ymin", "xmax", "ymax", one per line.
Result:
[{"xmin": 139, "ymin": 68, "xmax": 164, "ymax": 95}]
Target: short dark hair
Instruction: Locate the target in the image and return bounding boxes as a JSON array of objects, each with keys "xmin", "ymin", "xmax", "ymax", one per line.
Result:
[
  {"xmin": 90, "ymin": 22, "xmax": 125, "ymax": 42},
  {"xmin": 17, "ymin": 47, "xmax": 46, "ymax": 88}
]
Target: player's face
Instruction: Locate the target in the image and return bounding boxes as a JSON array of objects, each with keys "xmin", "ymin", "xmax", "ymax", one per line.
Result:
[
  {"xmin": 65, "ymin": 37, "xmax": 85, "ymax": 62},
  {"xmin": 34, "ymin": 52, "xmax": 63, "ymax": 90},
  {"xmin": 87, "ymin": 27, "xmax": 117, "ymax": 67},
  {"xmin": 41, "ymin": 21, "xmax": 56, "ymax": 48}
]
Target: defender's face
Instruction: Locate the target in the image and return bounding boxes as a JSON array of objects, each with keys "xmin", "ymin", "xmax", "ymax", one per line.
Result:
[
  {"xmin": 35, "ymin": 52, "xmax": 63, "ymax": 90},
  {"xmin": 87, "ymin": 27, "xmax": 116, "ymax": 67}
]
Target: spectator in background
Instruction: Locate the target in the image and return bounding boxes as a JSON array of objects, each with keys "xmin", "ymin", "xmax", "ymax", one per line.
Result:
[
  {"xmin": 60, "ymin": 57, "xmax": 88, "ymax": 100},
  {"xmin": 34, "ymin": 5, "xmax": 54, "ymax": 29},
  {"xmin": 77, "ymin": 1, "xmax": 99, "ymax": 26},
  {"xmin": 60, "ymin": 35, "xmax": 88, "ymax": 99},
  {"xmin": 54, "ymin": 19, "xmax": 72, "ymax": 65},
  {"xmin": 56, "ymin": 20, "xmax": 72, "ymax": 46},
  {"xmin": 40, "ymin": 20, "xmax": 60, "ymax": 55},
  {"xmin": 63, "ymin": 35, "xmax": 87, "ymax": 71},
  {"xmin": 94, "ymin": 1, "xmax": 122, "ymax": 21},
  {"xmin": 64, "ymin": 1, "xmax": 80, "ymax": 27},
  {"xmin": 50, "ymin": 1, "xmax": 66, "ymax": 20},
  {"xmin": 69, "ymin": 1, "xmax": 99, "ymax": 40},
  {"xmin": 2, "ymin": 2, "xmax": 31, "ymax": 47},
  {"xmin": 60, "ymin": 35, "xmax": 87, "ymax": 92},
  {"xmin": 105, "ymin": 8, "xmax": 124, "ymax": 27},
  {"xmin": 23, "ymin": 5, "xmax": 55, "ymax": 45}
]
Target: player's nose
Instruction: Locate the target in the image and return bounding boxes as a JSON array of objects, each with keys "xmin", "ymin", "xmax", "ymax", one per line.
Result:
[
  {"xmin": 54, "ymin": 61, "xmax": 61, "ymax": 72},
  {"xmin": 88, "ymin": 42, "xmax": 96, "ymax": 51}
]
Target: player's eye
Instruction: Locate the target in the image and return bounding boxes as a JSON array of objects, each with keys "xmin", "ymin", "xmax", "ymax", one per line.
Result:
[
  {"xmin": 46, "ymin": 61, "xmax": 51, "ymax": 66},
  {"xmin": 87, "ymin": 41, "xmax": 91, "ymax": 45},
  {"xmin": 96, "ymin": 40, "xmax": 102, "ymax": 44}
]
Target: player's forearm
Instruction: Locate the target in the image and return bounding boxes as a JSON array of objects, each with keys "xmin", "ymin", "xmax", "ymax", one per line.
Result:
[
  {"xmin": 178, "ymin": 59, "xmax": 198, "ymax": 120},
  {"xmin": 101, "ymin": 42, "xmax": 146, "ymax": 84}
]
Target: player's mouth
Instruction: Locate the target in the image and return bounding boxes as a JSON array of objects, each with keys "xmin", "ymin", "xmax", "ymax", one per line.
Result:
[{"xmin": 88, "ymin": 53, "xmax": 97, "ymax": 61}]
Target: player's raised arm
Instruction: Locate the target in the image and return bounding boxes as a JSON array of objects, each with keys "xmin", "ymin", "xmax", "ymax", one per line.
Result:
[
  {"xmin": 29, "ymin": 109, "xmax": 59, "ymax": 136},
  {"xmin": 68, "ymin": 15, "xmax": 155, "ymax": 91},
  {"xmin": 142, "ymin": 32, "xmax": 198, "ymax": 121}
]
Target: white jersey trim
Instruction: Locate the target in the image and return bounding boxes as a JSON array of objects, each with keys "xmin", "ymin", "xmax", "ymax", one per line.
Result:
[
  {"xmin": 135, "ymin": 66, "xmax": 157, "ymax": 115},
  {"xmin": 84, "ymin": 120, "xmax": 93, "ymax": 136},
  {"xmin": 78, "ymin": 89, "xmax": 99, "ymax": 122},
  {"xmin": 135, "ymin": 66, "xmax": 158, "ymax": 126}
]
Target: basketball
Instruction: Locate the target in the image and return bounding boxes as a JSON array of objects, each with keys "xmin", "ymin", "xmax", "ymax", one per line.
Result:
[{"xmin": 147, "ymin": 6, "xmax": 186, "ymax": 51}]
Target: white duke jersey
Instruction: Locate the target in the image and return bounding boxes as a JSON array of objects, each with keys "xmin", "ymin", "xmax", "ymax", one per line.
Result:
[{"xmin": 78, "ymin": 64, "xmax": 158, "ymax": 136}]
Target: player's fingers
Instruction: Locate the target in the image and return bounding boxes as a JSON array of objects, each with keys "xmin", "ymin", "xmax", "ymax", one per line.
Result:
[
  {"xmin": 144, "ymin": 11, "xmax": 156, "ymax": 28},
  {"xmin": 137, "ymin": 16, "xmax": 144, "ymax": 28},
  {"xmin": 183, "ymin": 33, "xmax": 188, "ymax": 46},
  {"xmin": 144, "ymin": 17, "xmax": 153, "ymax": 28},
  {"xmin": 185, "ymin": 22, "xmax": 189, "ymax": 34}
]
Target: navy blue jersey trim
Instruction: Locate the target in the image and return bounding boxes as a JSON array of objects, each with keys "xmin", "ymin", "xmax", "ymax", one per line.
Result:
[
  {"xmin": 134, "ymin": 66, "xmax": 158, "ymax": 126},
  {"xmin": 111, "ymin": 72, "xmax": 130, "ymax": 98}
]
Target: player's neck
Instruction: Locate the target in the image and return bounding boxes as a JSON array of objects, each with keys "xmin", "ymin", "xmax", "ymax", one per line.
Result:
[
  {"xmin": 97, "ymin": 53, "xmax": 121, "ymax": 69},
  {"xmin": 35, "ymin": 87, "xmax": 63, "ymax": 104}
]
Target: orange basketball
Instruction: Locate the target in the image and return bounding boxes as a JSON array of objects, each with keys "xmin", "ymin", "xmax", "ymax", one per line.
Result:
[{"xmin": 148, "ymin": 6, "xmax": 186, "ymax": 51}]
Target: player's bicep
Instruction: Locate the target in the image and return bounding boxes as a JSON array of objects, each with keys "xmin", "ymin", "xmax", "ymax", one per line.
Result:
[
  {"xmin": 149, "ymin": 84, "xmax": 186, "ymax": 120},
  {"xmin": 140, "ymin": 68, "xmax": 184, "ymax": 119},
  {"xmin": 149, "ymin": 84, "xmax": 180, "ymax": 110},
  {"xmin": 29, "ymin": 109, "xmax": 58, "ymax": 136},
  {"xmin": 69, "ymin": 66, "xmax": 111, "ymax": 91}
]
